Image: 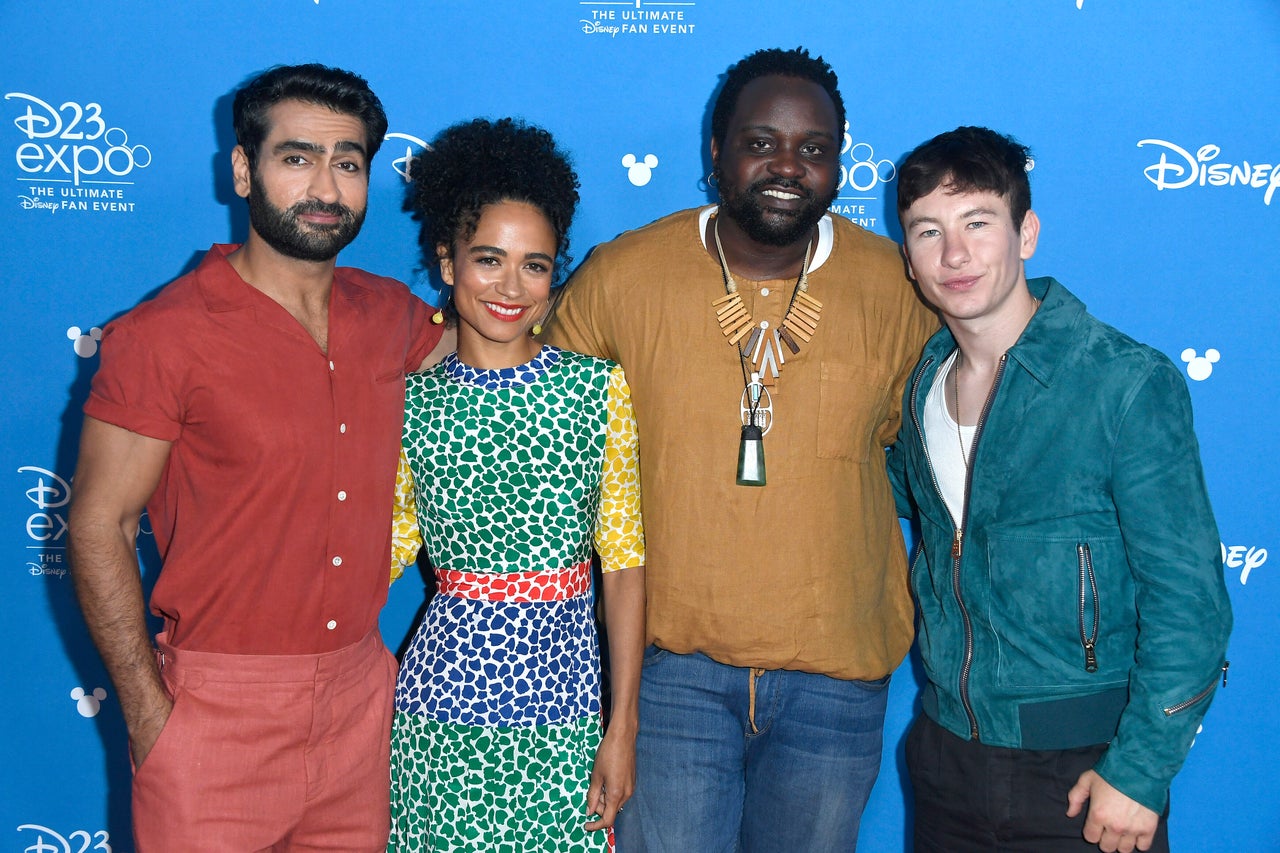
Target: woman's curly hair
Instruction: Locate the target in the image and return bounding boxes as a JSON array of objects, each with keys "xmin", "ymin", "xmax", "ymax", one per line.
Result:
[{"xmin": 406, "ymin": 117, "xmax": 580, "ymax": 288}]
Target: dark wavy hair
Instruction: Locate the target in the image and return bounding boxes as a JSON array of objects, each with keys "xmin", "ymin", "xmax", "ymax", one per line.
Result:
[
  {"xmin": 897, "ymin": 126, "xmax": 1033, "ymax": 229},
  {"xmin": 233, "ymin": 64, "xmax": 388, "ymax": 172},
  {"xmin": 711, "ymin": 47, "xmax": 846, "ymax": 148},
  {"xmin": 406, "ymin": 118, "xmax": 580, "ymax": 287}
]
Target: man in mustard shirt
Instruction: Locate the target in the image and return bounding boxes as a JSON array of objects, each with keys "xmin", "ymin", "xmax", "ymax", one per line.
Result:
[{"xmin": 547, "ymin": 47, "xmax": 935, "ymax": 850}]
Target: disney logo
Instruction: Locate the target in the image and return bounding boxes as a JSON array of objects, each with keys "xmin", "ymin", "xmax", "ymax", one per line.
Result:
[
  {"xmin": 1138, "ymin": 139, "xmax": 1280, "ymax": 205},
  {"xmin": 28, "ymin": 562, "xmax": 68, "ymax": 578},
  {"xmin": 1222, "ymin": 543, "xmax": 1267, "ymax": 585},
  {"xmin": 19, "ymin": 196, "xmax": 58, "ymax": 212},
  {"xmin": 580, "ymin": 19, "xmax": 621, "ymax": 35}
]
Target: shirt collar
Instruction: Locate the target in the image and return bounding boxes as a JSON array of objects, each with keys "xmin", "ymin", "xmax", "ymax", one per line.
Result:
[
  {"xmin": 920, "ymin": 277, "xmax": 1088, "ymax": 389},
  {"xmin": 195, "ymin": 243, "xmax": 373, "ymax": 313},
  {"xmin": 696, "ymin": 205, "xmax": 835, "ymax": 274}
]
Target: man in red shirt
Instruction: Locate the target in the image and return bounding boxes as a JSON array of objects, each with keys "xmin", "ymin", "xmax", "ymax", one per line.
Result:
[{"xmin": 67, "ymin": 64, "xmax": 445, "ymax": 851}]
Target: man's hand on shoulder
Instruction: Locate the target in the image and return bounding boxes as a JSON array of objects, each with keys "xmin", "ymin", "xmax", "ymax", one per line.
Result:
[{"xmin": 1066, "ymin": 769, "xmax": 1160, "ymax": 853}]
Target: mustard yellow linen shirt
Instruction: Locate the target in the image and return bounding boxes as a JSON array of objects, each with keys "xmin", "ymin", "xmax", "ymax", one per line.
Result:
[{"xmin": 546, "ymin": 207, "xmax": 936, "ymax": 680}]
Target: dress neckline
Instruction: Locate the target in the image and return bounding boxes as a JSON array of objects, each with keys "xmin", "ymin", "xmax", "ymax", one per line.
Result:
[{"xmin": 441, "ymin": 345, "xmax": 562, "ymax": 390}]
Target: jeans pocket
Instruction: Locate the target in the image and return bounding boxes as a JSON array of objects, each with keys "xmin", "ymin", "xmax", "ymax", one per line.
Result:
[
  {"xmin": 641, "ymin": 644, "xmax": 669, "ymax": 667},
  {"xmin": 851, "ymin": 673, "xmax": 891, "ymax": 693}
]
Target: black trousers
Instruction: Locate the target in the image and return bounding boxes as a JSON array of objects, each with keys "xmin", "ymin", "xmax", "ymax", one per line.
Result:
[{"xmin": 907, "ymin": 713, "xmax": 1171, "ymax": 852}]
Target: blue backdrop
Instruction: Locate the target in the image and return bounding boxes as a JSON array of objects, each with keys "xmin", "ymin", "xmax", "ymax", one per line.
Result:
[{"xmin": 4, "ymin": 1, "xmax": 1277, "ymax": 850}]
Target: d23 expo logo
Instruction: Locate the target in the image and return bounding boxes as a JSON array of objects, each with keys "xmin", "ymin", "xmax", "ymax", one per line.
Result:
[
  {"xmin": 15, "ymin": 825, "xmax": 112, "ymax": 853},
  {"xmin": 19, "ymin": 465, "xmax": 70, "ymax": 578},
  {"xmin": 7, "ymin": 92, "xmax": 150, "ymax": 214},
  {"xmin": 829, "ymin": 124, "xmax": 897, "ymax": 229},
  {"xmin": 384, "ymin": 131, "xmax": 430, "ymax": 183}
]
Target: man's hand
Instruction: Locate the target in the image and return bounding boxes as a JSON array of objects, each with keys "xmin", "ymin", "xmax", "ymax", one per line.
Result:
[
  {"xmin": 128, "ymin": 693, "xmax": 175, "ymax": 769},
  {"xmin": 1066, "ymin": 769, "xmax": 1160, "ymax": 853}
]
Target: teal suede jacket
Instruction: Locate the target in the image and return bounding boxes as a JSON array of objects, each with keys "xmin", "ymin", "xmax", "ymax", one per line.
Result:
[{"xmin": 888, "ymin": 277, "xmax": 1232, "ymax": 813}]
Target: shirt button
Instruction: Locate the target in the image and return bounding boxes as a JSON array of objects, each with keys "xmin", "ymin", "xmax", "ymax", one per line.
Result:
[
  {"xmin": 329, "ymin": 360, "xmax": 335, "ymax": 371},
  {"xmin": 332, "ymin": 556, "xmax": 342, "ymax": 567},
  {"xmin": 760, "ymin": 287, "xmax": 770, "ymax": 296},
  {"xmin": 326, "ymin": 620, "xmax": 337, "ymax": 630},
  {"xmin": 339, "ymin": 423, "xmax": 347, "ymax": 434},
  {"xmin": 337, "ymin": 490, "xmax": 347, "ymax": 501}
]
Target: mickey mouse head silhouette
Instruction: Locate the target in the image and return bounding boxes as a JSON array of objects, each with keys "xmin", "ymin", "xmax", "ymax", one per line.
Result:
[
  {"xmin": 1180, "ymin": 348, "xmax": 1220, "ymax": 382},
  {"xmin": 67, "ymin": 326, "xmax": 103, "ymax": 358},
  {"xmin": 622, "ymin": 153, "xmax": 659, "ymax": 187},
  {"xmin": 71, "ymin": 686, "xmax": 108, "ymax": 718}
]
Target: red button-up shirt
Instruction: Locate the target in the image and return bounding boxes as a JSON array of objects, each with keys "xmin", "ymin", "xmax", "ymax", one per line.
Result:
[{"xmin": 85, "ymin": 244, "xmax": 440, "ymax": 654}]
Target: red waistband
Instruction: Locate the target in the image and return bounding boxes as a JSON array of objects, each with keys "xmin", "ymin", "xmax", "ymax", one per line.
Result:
[
  {"xmin": 153, "ymin": 628, "xmax": 385, "ymax": 682},
  {"xmin": 435, "ymin": 561, "xmax": 592, "ymax": 602}
]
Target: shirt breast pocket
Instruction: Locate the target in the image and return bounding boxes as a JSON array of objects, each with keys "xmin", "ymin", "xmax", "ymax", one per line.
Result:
[{"xmin": 816, "ymin": 362, "xmax": 891, "ymax": 463}]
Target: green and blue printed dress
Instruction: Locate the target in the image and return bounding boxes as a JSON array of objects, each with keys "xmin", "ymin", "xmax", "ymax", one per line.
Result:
[{"xmin": 388, "ymin": 345, "xmax": 643, "ymax": 852}]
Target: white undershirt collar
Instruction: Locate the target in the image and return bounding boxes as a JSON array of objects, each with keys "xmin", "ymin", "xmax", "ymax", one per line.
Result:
[{"xmin": 697, "ymin": 205, "xmax": 834, "ymax": 274}]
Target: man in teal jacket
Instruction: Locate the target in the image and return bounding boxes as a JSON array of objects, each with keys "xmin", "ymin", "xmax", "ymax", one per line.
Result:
[{"xmin": 889, "ymin": 126, "xmax": 1231, "ymax": 853}]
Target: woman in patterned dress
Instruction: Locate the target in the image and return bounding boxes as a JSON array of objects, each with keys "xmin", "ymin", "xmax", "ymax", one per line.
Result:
[{"xmin": 388, "ymin": 117, "xmax": 645, "ymax": 852}]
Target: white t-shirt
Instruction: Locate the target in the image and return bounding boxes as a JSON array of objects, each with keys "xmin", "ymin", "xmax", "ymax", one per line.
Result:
[{"xmin": 922, "ymin": 350, "xmax": 975, "ymax": 527}]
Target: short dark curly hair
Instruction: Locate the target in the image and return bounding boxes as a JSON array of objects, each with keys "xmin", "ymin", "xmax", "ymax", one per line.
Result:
[
  {"xmin": 897, "ymin": 126, "xmax": 1033, "ymax": 229},
  {"xmin": 233, "ymin": 64, "xmax": 388, "ymax": 172},
  {"xmin": 711, "ymin": 47, "xmax": 846, "ymax": 148},
  {"xmin": 406, "ymin": 118, "xmax": 580, "ymax": 293}
]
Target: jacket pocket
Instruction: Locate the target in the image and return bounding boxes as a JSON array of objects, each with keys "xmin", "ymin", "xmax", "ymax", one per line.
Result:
[
  {"xmin": 986, "ymin": 530, "xmax": 1134, "ymax": 690},
  {"xmin": 816, "ymin": 362, "xmax": 890, "ymax": 463},
  {"xmin": 1163, "ymin": 669, "xmax": 1223, "ymax": 716},
  {"xmin": 1077, "ymin": 543, "xmax": 1099, "ymax": 674}
]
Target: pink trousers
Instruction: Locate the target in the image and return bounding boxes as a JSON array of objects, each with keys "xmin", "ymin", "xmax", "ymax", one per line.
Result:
[{"xmin": 131, "ymin": 629, "xmax": 397, "ymax": 852}]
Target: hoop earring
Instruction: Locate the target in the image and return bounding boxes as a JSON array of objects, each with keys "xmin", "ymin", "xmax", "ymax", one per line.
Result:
[{"xmin": 706, "ymin": 170, "xmax": 719, "ymax": 187}]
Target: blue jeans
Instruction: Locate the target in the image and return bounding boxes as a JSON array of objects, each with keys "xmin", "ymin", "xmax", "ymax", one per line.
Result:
[{"xmin": 614, "ymin": 647, "xmax": 889, "ymax": 852}]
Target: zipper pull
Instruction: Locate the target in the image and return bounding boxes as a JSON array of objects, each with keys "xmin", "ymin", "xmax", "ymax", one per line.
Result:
[
  {"xmin": 951, "ymin": 529, "xmax": 964, "ymax": 560},
  {"xmin": 1222, "ymin": 660, "xmax": 1230, "ymax": 688},
  {"xmin": 1084, "ymin": 640, "xmax": 1098, "ymax": 673}
]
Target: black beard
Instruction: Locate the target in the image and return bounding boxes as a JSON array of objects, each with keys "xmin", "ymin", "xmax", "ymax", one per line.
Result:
[
  {"xmin": 247, "ymin": 184, "xmax": 365, "ymax": 262},
  {"xmin": 717, "ymin": 177, "xmax": 836, "ymax": 247}
]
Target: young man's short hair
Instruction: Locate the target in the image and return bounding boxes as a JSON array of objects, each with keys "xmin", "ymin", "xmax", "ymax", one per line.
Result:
[{"xmin": 897, "ymin": 126, "xmax": 1032, "ymax": 228}]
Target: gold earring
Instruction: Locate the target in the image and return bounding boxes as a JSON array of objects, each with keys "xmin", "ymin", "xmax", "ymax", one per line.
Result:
[
  {"xmin": 531, "ymin": 322, "xmax": 543, "ymax": 337},
  {"xmin": 431, "ymin": 310, "xmax": 444, "ymax": 325}
]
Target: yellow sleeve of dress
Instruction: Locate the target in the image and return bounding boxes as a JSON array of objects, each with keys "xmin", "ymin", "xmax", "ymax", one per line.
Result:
[
  {"xmin": 390, "ymin": 448, "xmax": 423, "ymax": 584},
  {"xmin": 594, "ymin": 364, "xmax": 645, "ymax": 573}
]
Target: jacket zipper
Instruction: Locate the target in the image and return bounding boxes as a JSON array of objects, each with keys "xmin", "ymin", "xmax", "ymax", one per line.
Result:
[
  {"xmin": 1163, "ymin": 662, "xmax": 1230, "ymax": 716},
  {"xmin": 1077, "ymin": 543, "xmax": 1100, "ymax": 673},
  {"xmin": 909, "ymin": 352, "xmax": 1008, "ymax": 741}
]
